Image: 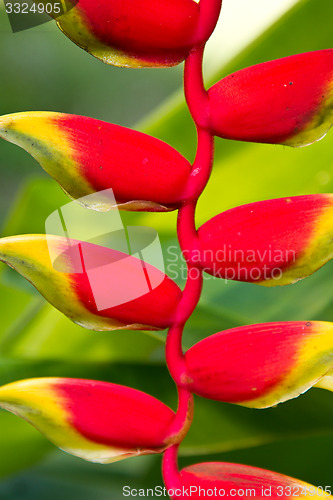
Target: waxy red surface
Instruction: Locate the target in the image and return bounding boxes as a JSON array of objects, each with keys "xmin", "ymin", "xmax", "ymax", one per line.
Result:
[
  {"xmin": 59, "ymin": 240, "xmax": 182, "ymax": 329},
  {"xmin": 177, "ymin": 463, "xmax": 312, "ymax": 499}
]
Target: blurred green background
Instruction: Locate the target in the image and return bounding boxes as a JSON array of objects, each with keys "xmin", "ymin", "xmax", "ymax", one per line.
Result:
[{"xmin": 0, "ymin": 0, "xmax": 333, "ymax": 498}]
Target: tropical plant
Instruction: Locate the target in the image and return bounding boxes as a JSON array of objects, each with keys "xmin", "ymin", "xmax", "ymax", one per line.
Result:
[{"xmin": 0, "ymin": 0, "xmax": 332, "ymax": 498}]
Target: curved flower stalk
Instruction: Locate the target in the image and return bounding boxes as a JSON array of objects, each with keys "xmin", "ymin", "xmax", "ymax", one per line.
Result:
[
  {"xmin": 0, "ymin": 112, "xmax": 191, "ymax": 212},
  {"xmin": 163, "ymin": 447, "xmax": 331, "ymax": 500},
  {"xmin": 197, "ymin": 194, "xmax": 333, "ymax": 285},
  {"xmin": 179, "ymin": 321, "xmax": 333, "ymax": 408},
  {"xmin": 0, "ymin": 378, "xmax": 182, "ymax": 463},
  {"xmin": 0, "ymin": 0, "xmax": 332, "ymax": 496},
  {"xmin": 0, "ymin": 234, "xmax": 181, "ymax": 331},
  {"xmin": 38, "ymin": 0, "xmax": 203, "ymax": 68},
  {"xmin": 207, "ymin": 50, "xmax": 333, "ymax": 147}
]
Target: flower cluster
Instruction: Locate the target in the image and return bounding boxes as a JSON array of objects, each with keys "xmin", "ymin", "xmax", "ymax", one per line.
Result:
[{"xmin": 0, "ymin": 0, "xmax": 333, "ymax": 498}]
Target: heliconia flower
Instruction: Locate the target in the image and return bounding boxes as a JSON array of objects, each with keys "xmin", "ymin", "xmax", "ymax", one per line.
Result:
[
  {"xmin": 197, "ymin": 194, "xmax": 333, "ymax": 286},
  {"xmin": 40, "ymin": 0, "xmax": 201, "ymax": 68},
  {"xmin": 163, "ymin": 460, "xmax": 332, "ymax": 499},
  {"xmin": 0, "ymin": 234, "xmax": 182, "ymax": 331},
  {"xmin": 207, "ymin": 50, "xmax": 333, "ymax": 147},
  {"xmin": 0, "ymin": 378, "xmax": 180, "ymax": 463},
  {"xmin": 0, "ymin": 112, "xmax": 191, "ymax": 212},
  {"xmin": 180, "ymin": 321, "xmax": 333, "ymax": 409}
]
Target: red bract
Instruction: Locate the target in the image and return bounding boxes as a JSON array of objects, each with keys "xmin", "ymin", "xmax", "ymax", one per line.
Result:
[
  {"xmin": 164, "ymin": 461, "xmax": 328, "ymax": 500},
  {"xmin": 46, "ymin": 0, "xmax": 201, "ymax": 67},
  {"xmin": 0, "ymin": 378, "xmax": 179, "ymax": 462},
  {"xmin": 197, "ymin": 194, "xmax": 333, "ymax": 286},
  {"xmin": 207, "ymin": 50, "xmax": 333, "ymax": 146},
  {"xmin": 0, "ymin": 112, "xmax": 191, "ymax": 211},
  {"xmin": 182, "ymin": 321, "xmax": 333, "ymax": 408}
]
